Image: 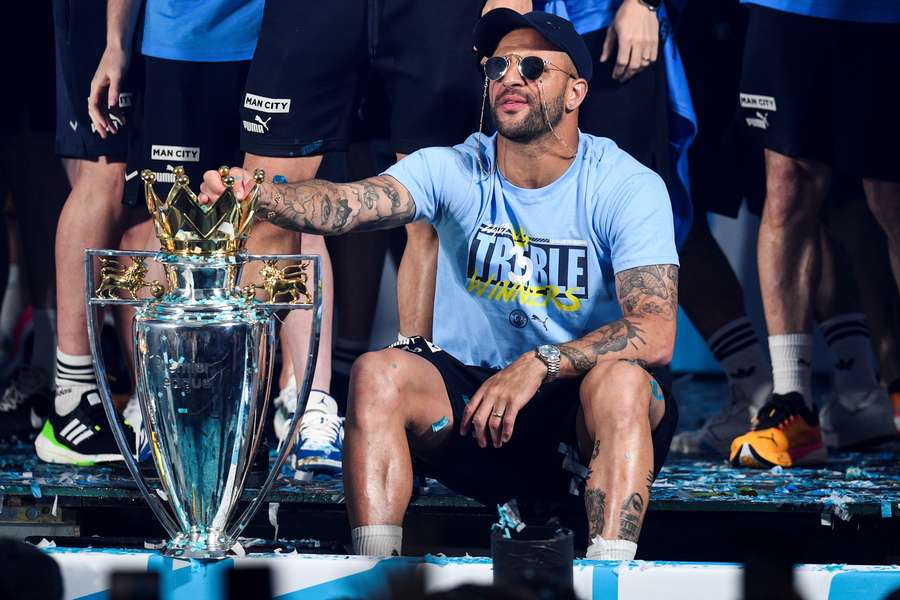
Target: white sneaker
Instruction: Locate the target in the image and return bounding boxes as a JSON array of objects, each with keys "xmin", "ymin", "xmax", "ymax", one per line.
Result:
[
  {"xmin": 671, "ymin": 386, "xmax": 757, "ymax": 456},
  {"xmin": 273, "ymin": 375, "xmax": 299, "ymax": 445},
  {"xmin": 122, "ymin": 394, "xmax": 151, "ymax": 463},
  {"xmin": 820, "ymin": 387, "xmax": 897, "ymax": 450},
  {"xmin": 293, "ymin": 391, "xmax": 343, "ymax": 476}
]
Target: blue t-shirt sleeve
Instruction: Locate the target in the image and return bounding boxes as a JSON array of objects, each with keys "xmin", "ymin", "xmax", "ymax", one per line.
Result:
[
  {"xmin": 598, "ymin": 172, "xmax": 680, "ymax": 274},
  {"xmin": 382, "ymin": 147, "xmax": 460, "ymax": 225}
]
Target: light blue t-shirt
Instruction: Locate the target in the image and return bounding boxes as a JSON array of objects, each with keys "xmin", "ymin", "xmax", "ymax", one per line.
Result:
[
  {"xmin": 741, "ymin": 1, "xmax": 900, "ymax": 23},
  {"xmin": 385, "ymin": 132, "xmax": 679, "ymax": 369},
  {"xmin": 141, "ymin": 0, "xmax": 264, "ymax": 62}
]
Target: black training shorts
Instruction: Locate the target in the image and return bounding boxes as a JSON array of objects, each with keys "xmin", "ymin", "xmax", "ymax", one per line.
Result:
[
  {"xmin": 577, "ymin": 28, "xmax": 675, "ymax": 194},
  {"xmin": 239, "ymin": 0, "xmax": 485, "ymax": 158},
  {"xmin": 124, "ymin": 57, "xmax": 249, "ymax": 206},
  {"xmin": 740, "ymin": 6, "xmax": 900, "ymax": 181},
  {"xmin": 53, "ymin": 0, "xmax": 135, "ymax": 160},
  {"xmin": 397, "ymin": 337, "xmax": 678, "ymax": 507}
]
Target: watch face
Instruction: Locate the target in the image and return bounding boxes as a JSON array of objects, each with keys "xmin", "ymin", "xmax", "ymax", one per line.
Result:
[{"xmin": 539, "ymin": 345, "xmax": 560, "ymax": 360}]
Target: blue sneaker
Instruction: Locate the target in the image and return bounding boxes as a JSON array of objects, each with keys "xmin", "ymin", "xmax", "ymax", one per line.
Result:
[{"xmin": 293, "ymin": 391, "xmax": 343, "ymax": 477}]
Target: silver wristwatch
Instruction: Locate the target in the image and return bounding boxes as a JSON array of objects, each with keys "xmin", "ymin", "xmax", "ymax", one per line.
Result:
[{"xmin": 535, "ymin": 344, "xmax": 561, "ymax": 383}]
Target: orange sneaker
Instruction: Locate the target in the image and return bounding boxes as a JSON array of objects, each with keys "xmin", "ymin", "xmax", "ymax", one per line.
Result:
[{"xmin": 730, "ymin": 392, "xmax": 826, "ymax": 468}]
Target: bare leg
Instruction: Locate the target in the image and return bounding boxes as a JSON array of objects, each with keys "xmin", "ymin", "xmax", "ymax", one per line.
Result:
[
  {"xmin": 56, "ymin": 157, "xmax": 128, "ymax": 356},
  {"xmin": 344, "ymin": 348, "xmax": 454, "ymax": 529},
  {"xmin": 577, "ymin": 361, "xmax": 665, "ymax": 556},
  {"xmin": 678, "ymin": 215, "xmax": 746, "ymax": 338},
  {"xmin": 864, "ymin": 179, "xmax": 900, "ymax": 297},
  {"xmin": 757, "ymin": 151, "xmax": 830, "ymax": 336},
  {"xmin": 241, "ymin": 153, "xmax": 334, "ymax": 394}
]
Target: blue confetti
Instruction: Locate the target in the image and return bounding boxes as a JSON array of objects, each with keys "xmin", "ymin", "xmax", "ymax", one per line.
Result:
[
  {"xmin": 882, "ymin": 502, "xmax": 892, "ymax": 519},
  {"xmin": 273, "ymin": 175, "xmax": 287, "ymax": 184},
  {"xmin": 431, "ymin": 416, "xmax": 449, "ymax": 433},
  {"xmin": 30, "ymin": 481, "xmax": 42, "ymax": 499},
  {"xmin": 461, "ymin": 395, "xmax": 470, "ymax": 405}
]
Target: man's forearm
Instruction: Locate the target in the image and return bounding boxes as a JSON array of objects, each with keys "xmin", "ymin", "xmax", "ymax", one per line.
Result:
[
  {"xmin": 557, "ymin": 316, "xmax": 674, "ymax": 376},
  {"xmin": 106, "ymin": 0, "xmax": 141, "ymax": 53},
  {"xmin": 557, "ymin": 264, "xmax": 679, "ymax": 375},
  {"xmin": 258, "ymin": 175, "xmax": 416, "ymax": 235}
]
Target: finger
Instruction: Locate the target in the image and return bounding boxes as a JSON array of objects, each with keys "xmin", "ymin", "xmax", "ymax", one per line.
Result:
[
  {"xmin": 613, "ymin": 39, "xmax": 632, "ymax": 80},
  {"xmin": 460, "ymin": 388, "xmax": 483, "ymax": 435},
  {"xmin": 625, "ymin": 43, "xmax": 645, "ymax": 81},
  {"xmin": 202, "ymin": 169, "xmax": 227, "ymax": 199},
  {"xmin": 87, "ymin": 81, "xmax": 110, "ymax": 139},
  {"xmin": 489, "ymin": 402, "xmax": 505, "ymax": 448},
  {"xmin": 472, "ymin": 395, "xmax": 496, "ymax": 448},
  {"xmin": 649, "ymin": 37, "xmax": 659, "ymax": 64},
  {"xmin": 107, "ymin": 79, "xmax": 120, "ymax": 121},
  {"xmin": 600, "ymin": 28, "xmax": 616, "ymax": 63},
  {"xmin": 500, "ymin": 404, "xmax": 520, "ymax": 444}
]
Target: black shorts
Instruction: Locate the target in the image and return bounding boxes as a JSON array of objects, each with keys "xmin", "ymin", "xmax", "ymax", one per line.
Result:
[
  {"xmin": 53, "ymin": 0, "xmax": 135, "ymax": 160},
  {"xmin": 577, "ymin": 28, "xmax": 674, "ymax": 193},
  {"xmin": 740, "ymin": 6, "xmax": 900, "ymax": 182},
  {"xmin": 239, "ymin": 0, "xmax": 485, "ymax": 158},
  {"xmin": 399, "ymin": 337, "xmax": 678, "ymax": 507},
  {"xmin": 124, "ymin": 57, "xmax": 249, "ymax": 206},
  {"xmin": 676, "ymin": 1, "xmax": 765, "ymax": 217}
]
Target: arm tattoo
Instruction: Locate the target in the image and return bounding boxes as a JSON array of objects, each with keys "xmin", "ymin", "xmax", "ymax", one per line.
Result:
[
  {"xmin": 585, "ymin": 488, "xmax": 607, "ymax": 539},
  {"xmin": 616, "ymin": 265, "xmax": 678, "ymax": 321},
  {"xmin": 618, "ymin": 492, "xmax": 645, "ymax": 542},
  {"xmin": 556, "ymin": 264, "xmax": 677, "ymax": 374},
  {"xmin": 258, "ymin": 175, "xmax": 416, "ymax": 235}
]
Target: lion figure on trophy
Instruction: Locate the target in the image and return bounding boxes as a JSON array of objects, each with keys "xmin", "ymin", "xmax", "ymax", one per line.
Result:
[{"xmin": 96, "ymin": 257, "xmax": 164, "ymax": 300}]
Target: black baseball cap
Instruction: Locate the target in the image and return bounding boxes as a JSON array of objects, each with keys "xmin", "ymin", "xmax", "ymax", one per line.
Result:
[{"xmin": 474, "ymin": 9, "xmax": 593, "ymax": 83}]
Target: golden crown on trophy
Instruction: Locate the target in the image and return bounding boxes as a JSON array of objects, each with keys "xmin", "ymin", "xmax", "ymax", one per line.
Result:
[{"xmin": 141, "ymin": 165, "xmax": 265, "ymax": 255}]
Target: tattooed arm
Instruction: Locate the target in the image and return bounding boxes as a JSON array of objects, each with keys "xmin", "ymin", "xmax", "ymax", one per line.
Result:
[
  {"xmin": 199, "ymin": 169, "xmax": 417, "ymax": 235},
  {"xmin": 556, "ymin": 264, "xmax": 679, "ymax": 376}
]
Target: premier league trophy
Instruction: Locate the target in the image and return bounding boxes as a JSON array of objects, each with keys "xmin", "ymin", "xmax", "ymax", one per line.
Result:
[{"xmin": 85, "ymin": 166, "xmax": 321, "ymax": 559}]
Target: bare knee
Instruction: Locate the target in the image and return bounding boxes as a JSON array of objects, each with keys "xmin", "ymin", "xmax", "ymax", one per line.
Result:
[
  {"xmin": 864, "ymin": 179, "xmax": 900, "ymax": 241},
  {"xmin": 763, "ymin": 153, "xmax": 828, "ymax": 230},
  {"xmin": 348, "ymin": 350, "xmax": 410, "ymax": 424},
  {"xmin": 579, "ymin": 361, "xmax": 650, "ymax": 428},
  {"xmin": 72, "ymin": 158, "xmax": 125, "ymax": 205}
]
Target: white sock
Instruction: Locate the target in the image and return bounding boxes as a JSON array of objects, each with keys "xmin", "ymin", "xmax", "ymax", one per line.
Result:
[
  {"xmin": 819, "ymin": 314, "xmax": 880, "ymax": 396},
  {"xmin": 708, "ymin": 317, "xmax": 772, "ymax": 409},
  {"xmin": 768, "ymin": 334, "xmax": 814, "ymax": 407},
  {"xmin": 304, "ymin": 389, "xmax": 338, "ymax": 416},
  {"xmin": 30, "ymin": 309, "xmax": 57, "ymax": 376},
  {"xmin": 586, "ymin": 536, "xmax": 637, "ymax": 561},
  {"xmin": 55, "ymin": 348, "xmax": 97, "ymax": 416},
  {"xmin": 351, "ymin": 525, "xmax": 402, "ymax": 556}
]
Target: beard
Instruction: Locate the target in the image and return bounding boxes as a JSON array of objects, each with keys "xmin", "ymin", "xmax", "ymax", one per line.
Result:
[{"xmin": 490, "ymin": 87, "xmax": 565, "ymax": 143}]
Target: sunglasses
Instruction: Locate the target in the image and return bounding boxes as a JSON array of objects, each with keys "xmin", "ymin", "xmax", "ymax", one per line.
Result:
[{"xmin": 483, "ymin": 54, "xmax": 577, "ymax": 82}]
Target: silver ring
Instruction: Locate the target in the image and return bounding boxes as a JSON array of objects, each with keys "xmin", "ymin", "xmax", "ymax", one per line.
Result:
[{"xmin": 491, "ymin": 410, "xmax": 504, "ymax": 418}]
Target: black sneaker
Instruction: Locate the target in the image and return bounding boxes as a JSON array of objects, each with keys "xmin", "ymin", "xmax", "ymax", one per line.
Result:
[
  {"xmin": 0, "ymin": 366, "xmax": 50, "ymax": 442},
  {"xmin": 34, "ymin": 389, "xmax": 134, "ymax": 465}
]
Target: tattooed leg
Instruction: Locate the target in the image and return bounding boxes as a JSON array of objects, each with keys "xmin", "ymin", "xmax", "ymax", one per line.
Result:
[{"xmin": 578, "ymin": 360, "xmax": 666, "ymax": 555}]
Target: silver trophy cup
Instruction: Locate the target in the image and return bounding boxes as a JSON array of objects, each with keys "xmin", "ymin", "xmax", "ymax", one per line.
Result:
[{"xmin": 85, "ymin": 167, "xmax": 321, "ymax": 558}]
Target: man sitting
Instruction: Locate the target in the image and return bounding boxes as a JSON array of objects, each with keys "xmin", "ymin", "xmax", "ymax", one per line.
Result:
[{"xmin": 201, "ymin": 9, "xmax": 679, "ymax": 561}]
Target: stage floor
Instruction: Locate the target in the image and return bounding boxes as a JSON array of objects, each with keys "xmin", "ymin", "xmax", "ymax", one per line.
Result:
[{"xmin": 3, "ymin": 377, "xmax": 900, "ymax": 562}]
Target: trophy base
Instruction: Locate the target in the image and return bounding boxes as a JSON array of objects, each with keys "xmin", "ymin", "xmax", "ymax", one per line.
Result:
[{"xmin": 162, "ymin": 534, "xmax": 233, "ymax": 560}]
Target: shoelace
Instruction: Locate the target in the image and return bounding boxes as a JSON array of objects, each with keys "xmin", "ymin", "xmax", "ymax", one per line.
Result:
[
  {"xmin": 299, "ymin": 412, "xmax": 342, "ymax": 448},
  {"xmin": 752, "ymin": 395, "xmax": 811, "ymax": 430},
  {"xmin": 0, "ymin": 387, "xmax": 25, "ymax": 412}
]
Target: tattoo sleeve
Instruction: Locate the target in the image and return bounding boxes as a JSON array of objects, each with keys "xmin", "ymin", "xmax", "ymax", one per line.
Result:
[
  {"xmin": 258, "ymin": 175, "xmax": 417, "ymax": 235},
  {"xmin": 555, "ymin": 264, "xmax": 678, "ymax": 375}
]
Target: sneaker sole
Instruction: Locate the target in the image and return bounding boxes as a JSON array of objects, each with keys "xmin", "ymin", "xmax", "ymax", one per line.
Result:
[
  {"xmin": 34, "ymin": 428, "xmax": 124, "ymax": 466},
  {"xmin": 294, "ymin": 456, "xmax": 342, "ymax": 474},
  {"xmin": 731, "ymin": 440, "xmax": 827, "ymax": 468}
]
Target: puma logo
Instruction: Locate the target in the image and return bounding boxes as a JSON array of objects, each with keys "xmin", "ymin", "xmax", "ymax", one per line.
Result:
[
  {"xmin": 255, "ymin": 114, "xmax": 272, "ymax": 131},
  {"xmin": 531, "ymin": 314, "xmax": 549, "ymax": 331}
]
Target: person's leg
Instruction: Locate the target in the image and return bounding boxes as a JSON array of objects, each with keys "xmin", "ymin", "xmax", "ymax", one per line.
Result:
[
  {"xmin": 343, "ymin": 347, "xmax": 454, "ymax": 555},
  {"xmin": 577, "ymin": 360, "xmax": 666, "ymax": 560},
  {"xmin": 241, "ymin": 154, "xmax": 334, "ymax": 398},
  {"xmin": 674, "ymin": 215, "xmax": 772, "ymax": 455},
  {"xmin": 757, "ymin": 151, "xmax": 830, "ymax": 405},
  {"xmin": 864, "ymin": 179, "xmax": 900, "ymax": 297}
]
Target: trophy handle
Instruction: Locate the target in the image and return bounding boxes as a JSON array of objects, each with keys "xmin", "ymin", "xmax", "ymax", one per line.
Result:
[
  {"xmin": 84, "ymin": 249, "xmax": 181, "ymax": 538},
  {"xmin": 227, "ymin": 255, "xmax": 323, "ymax": 540}
]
